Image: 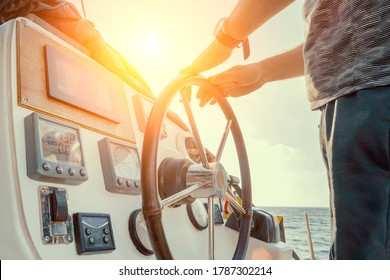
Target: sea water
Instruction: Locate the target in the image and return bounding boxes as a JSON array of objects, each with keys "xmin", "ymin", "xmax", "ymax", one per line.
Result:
[{"xmin": 263, "ymin": 207, "xmax": 331, "ymax": 260}]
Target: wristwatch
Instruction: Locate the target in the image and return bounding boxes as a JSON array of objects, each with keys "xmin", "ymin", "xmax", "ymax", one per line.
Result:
[{"xmin": 213, "ymin": 18, "xmax": 250, "ymax": 60}]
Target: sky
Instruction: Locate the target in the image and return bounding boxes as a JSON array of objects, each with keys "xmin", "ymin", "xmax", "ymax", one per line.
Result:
[{"xmin": 68, "ymin": 0, "xmax": 329, "ymax": 207}]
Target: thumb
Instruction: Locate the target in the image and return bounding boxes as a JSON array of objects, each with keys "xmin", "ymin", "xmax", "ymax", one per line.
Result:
[{"xmin": 209, "ymin": 65, "xmax": 243, "ymax": 84}]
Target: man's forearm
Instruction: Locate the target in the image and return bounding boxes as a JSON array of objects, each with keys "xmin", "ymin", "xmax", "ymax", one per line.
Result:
[
  {"xmin": 262, "ymin": 43, "xmax": 304, "ymax": 83},
  {"xmin": 180, "ymin": 0, "xmax": 296, "ymax": 74},
  {"xmin": 226, "ymin": 0, "xmax": 295, "ymax": 41}
]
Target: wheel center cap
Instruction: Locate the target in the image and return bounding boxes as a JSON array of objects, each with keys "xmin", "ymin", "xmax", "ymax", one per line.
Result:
[{"xmin": 212, "ymin": 163, "xmax": 229, "ymax": 198}]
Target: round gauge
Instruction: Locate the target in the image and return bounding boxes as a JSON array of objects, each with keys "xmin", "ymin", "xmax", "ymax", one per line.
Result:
[
  {"xmin": 111, "ymin": 144, "xmax": 140, "ymax": 180},
  {"xmin": 129, "ymin": 209, "xmax": 154, "ymax": 256},
  {"xmin": 186, "ymin": 199, "xmax": 208, "ymax": 230},
  {"xmin": 177, "ymin": 132, "xmax": 216, "ymax": 164}
]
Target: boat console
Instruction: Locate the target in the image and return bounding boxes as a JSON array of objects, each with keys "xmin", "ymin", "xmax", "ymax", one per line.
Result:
[{"xmin": 0, "ymin": 17, "xmax": 293, "ymax": 259}]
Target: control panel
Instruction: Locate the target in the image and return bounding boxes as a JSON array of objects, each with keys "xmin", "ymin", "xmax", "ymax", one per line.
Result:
[{"xmin": 73, "ymin": 213, "xmax": 116, "ymax": 255}]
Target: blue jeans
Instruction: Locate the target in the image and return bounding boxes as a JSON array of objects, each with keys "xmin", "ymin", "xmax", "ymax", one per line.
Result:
[{"xmin": 319, "ymin": 86, "xmax": 390, "ymax": 259}]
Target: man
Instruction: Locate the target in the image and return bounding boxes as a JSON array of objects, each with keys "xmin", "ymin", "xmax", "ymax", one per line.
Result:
[
  {"xmin": 0, "ymin": 0, "xmax": 152, "ymax": 96},
  {"xmin": 182, "ymin": 0, "xmax": 390, "ymax": 260}
]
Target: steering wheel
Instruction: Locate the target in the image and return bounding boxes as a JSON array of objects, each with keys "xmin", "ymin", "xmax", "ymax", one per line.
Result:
[{"xmin": 141, "ymin": 74, "xmax": 252, "ymax": 259}]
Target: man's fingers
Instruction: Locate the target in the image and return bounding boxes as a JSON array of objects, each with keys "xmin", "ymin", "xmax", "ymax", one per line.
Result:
[
  {"xmin": 209, "ymin": 65, "xmax": 244, "ymax": 84},
  {"xmin": 196, "ymin": 88, "xmax": 213, "ymax": 107}
]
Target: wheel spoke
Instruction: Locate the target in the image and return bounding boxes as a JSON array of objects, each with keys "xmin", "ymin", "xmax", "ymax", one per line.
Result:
[
  {"xmin": 208, "ymin": 197, "xmax": 215, "ymax": 260},
  {"xmin": 160, "ymin": 183, "xmax": 204, "ymax": 208},
  {"xmin": 180, "ymin": 87, "xmax": 210, "ymax": 169},
  {"xmin": 215, "ymin": 119, "xmax": 232, "ymax": 163},
  {"xmin": 224, "ymin": 192, "xmax": 246, "ymax": 215}
]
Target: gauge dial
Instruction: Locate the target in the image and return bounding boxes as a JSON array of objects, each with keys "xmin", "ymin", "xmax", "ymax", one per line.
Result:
[
  {"xmin": 186, "ymin": 199, "xmax": 208, "ymax": 230},
  {"xmin": 129, "ymin": 209, "xmax": 153, "ymax": 256},
  {"xmin": 98, "ymin": 137, "xmax": 141, "ymax": 195},
  {"xmin": 111, "ymin": 143, "xmax": 140, "ymax": 180}
]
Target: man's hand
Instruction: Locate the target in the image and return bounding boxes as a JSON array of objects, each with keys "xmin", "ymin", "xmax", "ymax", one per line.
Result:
[{"xmin": 196, "ymin": 62, "xmax": 270, "ymax": 106}]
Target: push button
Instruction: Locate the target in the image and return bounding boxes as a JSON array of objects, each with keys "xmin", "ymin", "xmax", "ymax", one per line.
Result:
[
  {"xmin": 42, "ymin": 162, "xmax": 50, "ymax": 171},
  {"xmin": 56, "ymin": 166, "xmax": 64, "ymax": 174},
  {"xmin": 79, "ymin": 168, "xmax": 87, "ymax": 177},
  {"xmin": 68, "ymin": 168, "xmax": 75, "ymax": 176}
]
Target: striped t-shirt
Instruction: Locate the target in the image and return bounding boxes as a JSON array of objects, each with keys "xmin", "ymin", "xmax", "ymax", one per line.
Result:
[{"xmin": 303, "ymin": 0, "xmax": 390, "ymax": 109}]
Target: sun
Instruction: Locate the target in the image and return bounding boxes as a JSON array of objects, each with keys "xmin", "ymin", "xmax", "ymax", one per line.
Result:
[{"xmin": 142, "ymin": 33, "xmax": 160, "ymax": 52}]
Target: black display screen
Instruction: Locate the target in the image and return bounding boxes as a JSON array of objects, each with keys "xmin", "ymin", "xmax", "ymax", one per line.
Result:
[{"xmin": 39, "ymin": 118, "xmax": 82, "ymax": 166}]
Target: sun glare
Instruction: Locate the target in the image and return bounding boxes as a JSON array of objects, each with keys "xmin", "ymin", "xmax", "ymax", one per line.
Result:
[{"xmin": 143, "ymin": 34, "xmax": 159, "ymax": 52}]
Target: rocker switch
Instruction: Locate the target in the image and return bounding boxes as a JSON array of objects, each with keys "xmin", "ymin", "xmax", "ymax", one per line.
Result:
[{"xmin": 49, "ymin": 190, "xmax": 68, "ymax": 222}]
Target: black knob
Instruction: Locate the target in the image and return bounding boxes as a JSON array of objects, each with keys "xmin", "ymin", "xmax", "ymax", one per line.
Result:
[{"xmin": 49, "ymin": 190, "xmax": 68, "ymax": 222}]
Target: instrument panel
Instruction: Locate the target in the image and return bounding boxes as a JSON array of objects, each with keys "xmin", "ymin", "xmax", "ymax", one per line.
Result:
[
  {"xmin": 24, "ymin": 113, "xmax": 142, "ymax": 195},
  {"xmin": 24, "ymin": 112, "xmax": 88, "ymax": 185}
]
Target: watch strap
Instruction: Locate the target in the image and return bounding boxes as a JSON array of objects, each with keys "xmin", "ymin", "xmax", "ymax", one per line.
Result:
[
  {"xmin": 215, "ymin": 28, "xmax": 242, "ymax": 48},
  {"xmin": 215, "ymin": 24, "xmax": 250, "ymax": 60}
]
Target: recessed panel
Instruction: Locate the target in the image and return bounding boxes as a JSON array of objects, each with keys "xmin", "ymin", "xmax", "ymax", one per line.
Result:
[
  {"xmin": 17, "ymin": 22, "xmax": 136, "ymax": 143},
  {"xmin": 45, "ymin": 44, "xmax": 122, "ymax": 123}
]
